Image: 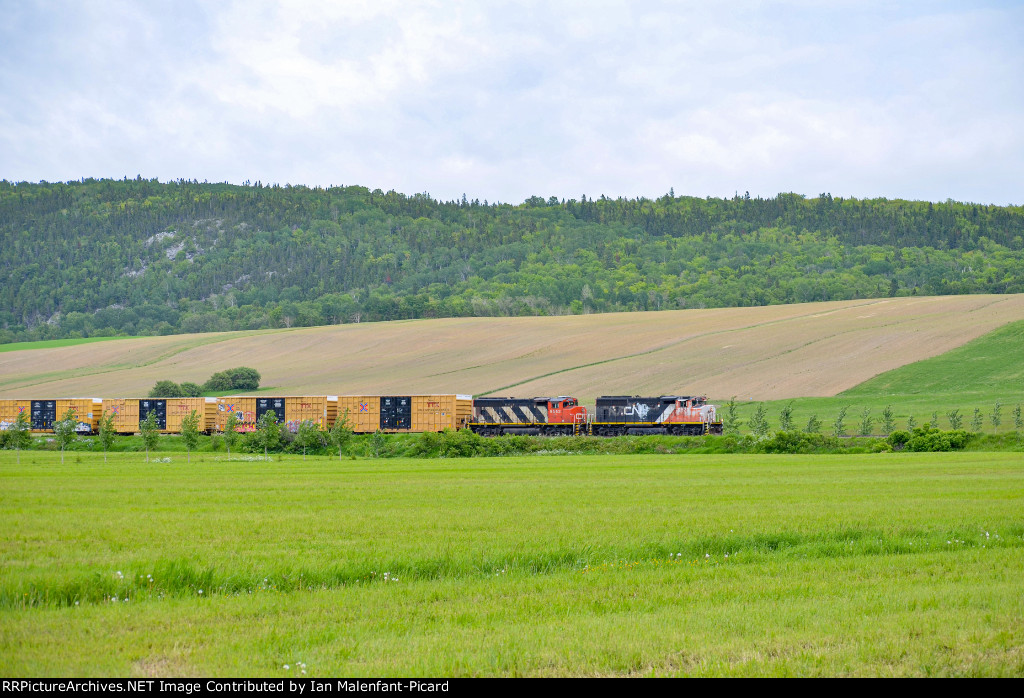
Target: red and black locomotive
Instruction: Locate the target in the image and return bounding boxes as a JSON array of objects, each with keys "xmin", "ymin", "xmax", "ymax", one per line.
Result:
[{"xmin": 466, "ymin": 394, "xmax": 722, "ymax": 436}]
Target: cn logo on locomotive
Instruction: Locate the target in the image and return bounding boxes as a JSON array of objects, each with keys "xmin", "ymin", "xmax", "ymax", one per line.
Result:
[{"xmin": 623, "ymin": 403, "xmax": 651, "ymax": 418}]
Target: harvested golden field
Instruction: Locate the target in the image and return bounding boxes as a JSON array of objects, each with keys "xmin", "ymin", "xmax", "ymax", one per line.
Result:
[{"xmin": 1, "ymin": 294, "xmax": 1023, "ymax": 402}]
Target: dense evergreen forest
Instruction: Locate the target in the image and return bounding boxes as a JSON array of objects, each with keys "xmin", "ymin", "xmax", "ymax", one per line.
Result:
[{"xmin": 1, "ymin": 177, "xmax": 1022, "ymax": 344}]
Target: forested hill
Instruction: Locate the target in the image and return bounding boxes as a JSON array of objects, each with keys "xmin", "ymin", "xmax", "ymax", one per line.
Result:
[{"xmin": 1, "ymin": 178, "xmax": 1023, "ymax": 344}]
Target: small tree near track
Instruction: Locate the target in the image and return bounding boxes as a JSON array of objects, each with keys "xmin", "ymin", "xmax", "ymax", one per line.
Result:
[
  {"xmin": 224, "ymin": 412, "xmax": 240, "ymax": 458},
  {"xmin": 859, "ymin": 407, "xmax": 873, "ymax": 437},
  {"xmin": 971, "ymin": 408, "xmax": 983, "ymax": 433},
  {"xmin": 991, "ymin": 401, "xmax": 1002, "ymax": 434},
  {"xmin": 256, "ymin": 411, "xmax": 280, "ymax": 457},
  {"xmin": 329, "ymin": 409, "xmax": 353, "ymax": 460},
  {"xmin": 181, "ymin": 409, "xmax": 200, "ymax": 464},
  {"xmin": 295, "ymin": 420, "xmax": 322, "ymax": 460},
  {"xmin": 140, "ymin": 411, "xmax": 160, "ymax": 463},
  {"xmin": 946, "ymin": 409, "xmax": 963, "ymax": 430},
  {"xmin": 832, "ymin": 406, "xmax": 849, "ymax": 438},
  {"xmin": 881, "ymin": 405, "xmax": 895, "ymax": 436},
  {"xmin": 779, "ymin": 402, "xmax": 795, "ymax": 432},
  {"xmin": 748, "ymin": 403, "xmax": 769, "ymax": 438},
  {"xmin": 723, "ymin": 397, "xmax": 740, "ymax": 433},
  {"xmin": 53, "ymin": 409, "xmax": 78, "ymax": 465},
  {"xmin": 9, "ymin": 410, "xmax": 31, "ymax": 465},
  {"xmin": 98, "ymin": 410, "xmax": 116, "ymax": 463}
]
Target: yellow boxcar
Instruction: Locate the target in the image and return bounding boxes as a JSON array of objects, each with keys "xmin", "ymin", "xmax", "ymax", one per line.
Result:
[
  {"xmin": 164, "ymin": 397, "xmax": 219, "ymax": 433},
  {"xmin": 101, "ymin": 398, "xmax": 140, "ymax": 433},
  {"xmin": 409, "ymin": 394, "xmax": 474, "ymax": 433},
  {"xmin": 335, "ymin": 396, "xmax": 381, "ymax": 433},
  {"xmin": 101, "ymin": 397, "xmax": 218, "ymax": 433},
  {"xmin": 62, "ymin": 398, "xmax": 104, "ymax": 434},
  {"xmin": 216, "ymin": 396, "xmax": 338, "ymax": 433},
  {"xmin": 0, "ymin": 399, "xmax": 31, "ymax": 432},
  {"xmin": 336, "ymin": 394, "xmax": 473, "ymax": 433},
  {"xmin": 0, "ymin": 398, "xmax": 103, "ymax": 433}
]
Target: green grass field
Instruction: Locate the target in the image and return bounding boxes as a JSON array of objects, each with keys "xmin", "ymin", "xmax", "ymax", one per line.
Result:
[
  {"xmin": 726, "ymin": 319, "xmax": 1024, "ymax": 434},
  {"xmin": 0, "ymin": 335, "xmax": 131, "ymax": 353},
  {"xmin": 2, "ymin": 451, "xmax": 1022, "ymax": 676}
]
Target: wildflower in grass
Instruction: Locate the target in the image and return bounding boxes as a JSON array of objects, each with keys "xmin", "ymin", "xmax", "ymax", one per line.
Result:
[{"xmin": 284, "ymin": 665, "xmax": 290, "ymax": 670}]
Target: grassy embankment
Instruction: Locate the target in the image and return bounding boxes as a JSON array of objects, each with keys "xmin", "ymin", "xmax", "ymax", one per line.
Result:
[
  {"xmin": 2, "ymin": 451, "xmax": 1022, "ymax": 676},
  {"xmin": 726, "ymin": 319, "xmax": 1024, "ymax": 434}
]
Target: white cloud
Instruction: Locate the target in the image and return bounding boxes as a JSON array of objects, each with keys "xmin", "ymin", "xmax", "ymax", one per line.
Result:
[{"xmin": 0, "ymin": 0, "xmax": 1021, "ymax": 204}]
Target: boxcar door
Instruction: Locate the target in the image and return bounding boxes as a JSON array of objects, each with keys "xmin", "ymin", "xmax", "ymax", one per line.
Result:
[
  {"xmin": 380, "ymin": 396, "xmax": 412, "ymax": 430},
  {"xmin": 140, "ymin": 399, "xmax": 167, "ymax": 429},
  {"xmin": 31, "ymin": 400, "xmax": 56, "ymax": 430},
  {"xmin": 395, "ymin": 396, "xmax": 411, "ymax": 429},
  {"xmin": 256, "ymin": 398, "xmax": 286, "ymax": 425}
]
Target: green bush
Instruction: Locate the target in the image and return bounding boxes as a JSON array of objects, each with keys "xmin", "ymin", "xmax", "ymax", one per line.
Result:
[
  {"xmin": 202, "ymin": 372, "xmax": 234, "ymax": 392},
  {"xmin": 438, "ymin": 428, "xmax": 484, "ymax": 458},
  {"xmin": 757, "ymin": 431, "xmax": 840, "ymax": 454},
  {"xmin": 149, "ymin": 380, "xmax": 182, "ymax": 397},
  {"xmin": 179, "ymin": 382, "xmax": 203, "ymax": 397},
  {"xmin": 889, "ymin": 425, "xmax": 973, "ymax": 452},
  {"xmin": 887, "ymin": 430, "xmax": 911, "ymax": 450},
  {"xmin": 226, "ymin": 367, "xmax": 261, "ymax": 391}
]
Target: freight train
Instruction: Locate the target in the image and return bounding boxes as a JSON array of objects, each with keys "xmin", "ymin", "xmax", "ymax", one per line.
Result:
[{"xmin": 0, "ymin": 393, "xmax": 723, "ymax": 436}]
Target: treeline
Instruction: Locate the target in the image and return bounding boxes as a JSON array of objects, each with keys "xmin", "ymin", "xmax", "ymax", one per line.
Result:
[{"xmin": 2, "ymin": 178, "xmax": 1023, "ymax": 343}]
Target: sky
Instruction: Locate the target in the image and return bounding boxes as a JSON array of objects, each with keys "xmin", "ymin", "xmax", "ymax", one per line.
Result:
[{"xmin": 1, "ymin": 0, "xmax": 1021, "ymax": 205}]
